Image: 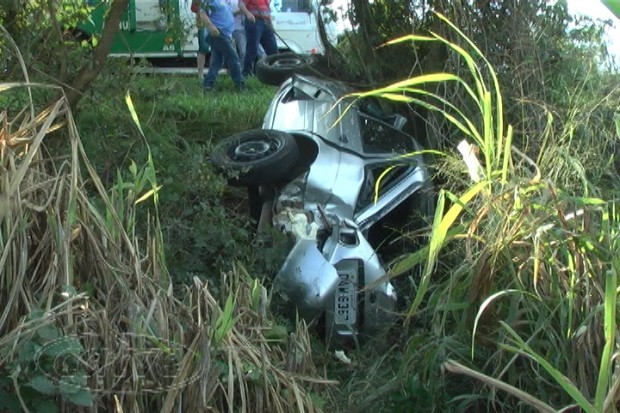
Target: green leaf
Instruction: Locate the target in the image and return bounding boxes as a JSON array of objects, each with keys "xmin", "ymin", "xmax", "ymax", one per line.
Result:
[
  {"xmin": 32, "ymin": 398, "xmax": 59, "ymax": 413},
  {"xmin": 125, "ymin": 91, "xmax": 146, "ymax": 138},
  {"xmin": 250, "ymin": 278, "xmax": 261, "ymax": 311},
  {"xmin": 65, "ymin": 388, "xmax": 93, "ymax": 407},
  {"xmin": 408, "ymin": 182, "xmax": 487, "ymax": 318},
  {"xmin": 0, "ymin": 386, "xmax": 22, "ymax": 412},
  {"xmin": 36, "ymin": 325, "xmax": 60, "ymax": 342},
  {"xmin": 135, "ymin": 186, "xmax": 162, "ymax": 205},
  {"xmin": 61, "ymin": 285, "xmax": 78, "ymax": 298},
  {"xmin": 28, "ymin": 375, "xmax": 57, "ymax": 396},
  {"xmin": 379, "ymin": 93, "xmax": 414, "ymax": 102},
  {"xmin": 42, "ymin": 337, "xmax": 83, "ymax": 358},
  {"xmin": 59, "ymin": 377, "xmax": 81, "ymax": 395},
  {"xmin": 18, "ymin": 341, "xmax": 39, "ymax": 363},
  {"xmin": 382, "ymin": 34, "xmax": 436, "ymax": 46},
  {"xmin": 28, "ymin": 310, "xmax": 46, "ymax": 320},
  {"xmin": 214, "ymin": 293, "xmax": 237, "ymax": 346},
  {"xmin": 594, "ymin": 266, "xmax": 617, "ymax": 409}
]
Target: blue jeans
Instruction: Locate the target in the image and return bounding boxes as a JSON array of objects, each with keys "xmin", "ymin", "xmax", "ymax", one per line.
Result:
[
  {"xmin": 243, "ymin": 19, "xmax": 278, "ymax": 76},
  {"xmin": 232, "ymin": 29, "xmax": 246, "ymax": 66},
  {"xmin": 204, "ymin": 34, "xmax": 244, "ymax": 89}
]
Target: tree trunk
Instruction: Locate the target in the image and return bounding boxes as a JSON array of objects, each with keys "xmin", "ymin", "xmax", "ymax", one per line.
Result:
[{"xmin": 62, "ymin": 0, "xmax": 130, "ymax": 108}]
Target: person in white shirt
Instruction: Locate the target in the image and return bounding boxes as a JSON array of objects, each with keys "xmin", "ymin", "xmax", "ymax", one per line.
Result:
[{"xmin": 226, "ymin": 0, "xmax": 247, "ymax": 65}]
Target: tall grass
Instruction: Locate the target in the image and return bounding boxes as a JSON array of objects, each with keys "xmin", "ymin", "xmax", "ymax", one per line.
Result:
[
  {"xmin": 346, "ymin": 12, "xmax": 620, "ymax": 412},
  {"xmin": 0, "ymin": 77, "xmax": 332, "ymax": 412}
]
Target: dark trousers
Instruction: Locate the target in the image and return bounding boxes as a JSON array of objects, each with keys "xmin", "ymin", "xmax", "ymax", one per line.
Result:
[{"xmin": 242, "ymin": 18, "xmax": 278, "ymax": 76}]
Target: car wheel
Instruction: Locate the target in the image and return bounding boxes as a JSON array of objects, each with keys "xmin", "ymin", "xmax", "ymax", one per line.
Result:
[
  {"xmin": 211, "ymin": 129, "xmax": 299, "ymax": 186},
  {"xmin": 255, "ymin": 53, "xmax": 319, "ymax": 86}
]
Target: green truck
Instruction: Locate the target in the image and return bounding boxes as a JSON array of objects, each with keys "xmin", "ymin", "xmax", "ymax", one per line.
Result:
[{"xmin": 602, "ymin": 0, "xmax": 620, "ymax": 19}]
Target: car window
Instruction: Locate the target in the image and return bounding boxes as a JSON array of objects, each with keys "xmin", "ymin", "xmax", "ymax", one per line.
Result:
[
  {"xmin": 272, "ymin": 0, "xmax": 312, "ymax": 13},
  {"xmin": 356, "ymin": 164, "xmax": 414, "ymax": 213},
  {"xmin": 359, "ymin": 115, "xmax": 418, "ymax": 155}
]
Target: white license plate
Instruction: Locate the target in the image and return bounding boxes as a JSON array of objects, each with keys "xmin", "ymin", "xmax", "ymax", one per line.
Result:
[{"xmin": 335, "ymin": 271, "xmax": 357, "ymax": 325}]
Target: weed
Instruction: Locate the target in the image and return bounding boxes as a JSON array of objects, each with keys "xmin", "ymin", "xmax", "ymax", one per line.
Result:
[{"xmin": 339, "ymin": 11, "xmax": 620, "ymax": 413}]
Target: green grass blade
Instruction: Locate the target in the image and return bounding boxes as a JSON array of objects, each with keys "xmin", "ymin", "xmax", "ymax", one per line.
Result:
[
  {"xmin": 471, "ymin": 289, "xmax": 521, "ymax": 359},
  {"xmin": 374, "ymin": 166, "xmax": 397, "ymax": 204},
  {"xmin": 482, "ymin": 91, "xmax": 494, "ymax": 176},
  {"xmin": 214, "ymin": 293, "xmax": 236, "ymax": 346},
  {"xmin": 501, "ymin": 125, "xmax": 513, "ymax": 184},
  {"xmin": 594, "ymin": 263, "xmax": 617, "ymax": 409},
  {"xmin": 125, "ymin": 90, "xmax": 146, "ymax": 139},
  {"xmin": 444, "ymin": 359, "xmax": 558, "ymax": 413},
  {"xmin": 500, "ymin": 321, "xmax": 597, "ymax": 413},
  {"xmin": 408, "ymin": 181, "xmax": 488, "ymax": 318},
  {"xmin": 382, "ymin": 34, "xmax": 436, "ymax": 45},
  {"xmin": 134, "ymin": 186, "xmax": 162, "ymax": 205}
]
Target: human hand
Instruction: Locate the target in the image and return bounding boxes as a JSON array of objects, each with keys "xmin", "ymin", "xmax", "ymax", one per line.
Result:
[
  {"xmin": 247, "ymin": 13, "xmax": 256, "ymax": 23},
  {"xmin": 207, "ymin": 24, "xmax": 220, "ymax": 37}
]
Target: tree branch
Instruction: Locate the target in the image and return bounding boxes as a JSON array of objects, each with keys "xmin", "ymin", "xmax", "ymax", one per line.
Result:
[{"xmin": 62, "ymin": 0, "xmax": 130, "ymax": 108}]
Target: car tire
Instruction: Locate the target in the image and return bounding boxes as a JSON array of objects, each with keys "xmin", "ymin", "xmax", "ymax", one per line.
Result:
[
  {"xmin": 255, "ymin": 53, "xmax": 319, "ymax": 86},
  {"xmin": 211, "ymin": 129, "xmax": 299, "ymax": 186}
]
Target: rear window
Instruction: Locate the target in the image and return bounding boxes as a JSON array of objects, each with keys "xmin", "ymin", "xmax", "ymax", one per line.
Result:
[{"xmin": 273, "ymin": 0, "xmax": 312, "ymax": 13}]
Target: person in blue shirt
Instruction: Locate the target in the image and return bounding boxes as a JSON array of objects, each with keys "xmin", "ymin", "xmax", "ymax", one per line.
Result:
[{"xmin": 199, "ymin": 0, "xmax": 251, "ymax": 91}]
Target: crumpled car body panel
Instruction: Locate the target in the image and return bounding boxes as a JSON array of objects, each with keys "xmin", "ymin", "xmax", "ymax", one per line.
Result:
[{"xmin": 262, "ymin": 75, "xmax": 430, "ymax": 341}]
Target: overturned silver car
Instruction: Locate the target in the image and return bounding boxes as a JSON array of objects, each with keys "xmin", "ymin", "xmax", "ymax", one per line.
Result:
[{"xmin": 211, "ymin": 75, "xmax": 431, "ymax": 343}]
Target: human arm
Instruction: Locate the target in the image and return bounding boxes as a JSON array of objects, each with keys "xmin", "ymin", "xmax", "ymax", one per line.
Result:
[
  {"xmin": 238, "ymin": 2, "xmax": 256, "ymax": 23},
  {"xmin": 199, "ymin": 9, "xmax": 220, "ymax": 37}
]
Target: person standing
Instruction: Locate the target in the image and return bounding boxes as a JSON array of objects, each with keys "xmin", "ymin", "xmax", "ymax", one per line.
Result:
[
  {"xmin": 239, "ymin": 0, "xmax": 278, "ymax": 77},
  {"xmin": 191, "ymin": 0, "xmax": 209, "ymax": 79},
  {"xmin": 226, "ymin": 0, "xmax": 247, "ymax": 66},
  {"xmin": 199, "ymin": 0, "xmax": 245, "ymax": 91}
]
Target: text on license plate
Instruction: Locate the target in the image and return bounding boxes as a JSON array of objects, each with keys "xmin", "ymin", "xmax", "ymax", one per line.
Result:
[{"xmin": 335, "ymin": 271, "xmax": 357, "ymax": 325}]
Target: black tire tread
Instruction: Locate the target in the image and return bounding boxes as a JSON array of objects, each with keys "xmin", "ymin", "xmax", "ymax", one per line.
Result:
[
  {"xmin": 256, "ymin": 53, "xmax": 318, "ymax": 86},
  {"xmin": 211, "ymin": 129, "xmax": 299, "ymax": 186}
]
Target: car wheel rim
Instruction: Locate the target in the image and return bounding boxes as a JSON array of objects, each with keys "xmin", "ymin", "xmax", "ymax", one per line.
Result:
[
  {"xmin": 272, "ymin": 58, "xmax": 304, "ymax": 68},
  {"xmin": 233, "ymin": 139, "xmax": 278, "ymax": 161}
]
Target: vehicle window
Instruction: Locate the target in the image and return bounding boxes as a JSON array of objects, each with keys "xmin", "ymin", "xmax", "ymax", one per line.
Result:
[
  {"xmin": 359, "ymin": 115, "xmax": 418, "ymax": 155},
  {"xmin": 272, "ymin": 0, "xmax": 312, "ymax": 13},
  {"xmin": 356, "ymin": 164, "xmax": 414, "ymax": 212}
]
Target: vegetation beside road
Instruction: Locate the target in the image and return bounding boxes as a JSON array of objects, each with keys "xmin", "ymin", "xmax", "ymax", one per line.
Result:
[{"xmin": 2, "ymin": 1, "xmax": 620, "ymax": 412}]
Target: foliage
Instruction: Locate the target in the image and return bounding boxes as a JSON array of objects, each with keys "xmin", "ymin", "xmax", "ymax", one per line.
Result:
[
  {"xmin": 1, "ymin": 0, "xmax": 131, "ymax": 107},
  {"xmin": 0, "ymin": 312, "xmax": 93, "ymax": 413},
  {"xmin": 1, "ymin": 0, "xmax": 93, "ymax": 78},
  {"xmin": 330, "ymin": 0, "xmax": 617, "ymax": 156},
  {"xmin": 340, "ymin": 9, "xmax": 620, "ymax": 413},
  {"xmin": 0, "ymin": 75, "xmax": 334, "ymax": 411},
  {"xmin": 2, "ymin": 2, "xmax": 620, "ymax": 412},
  {"xmin": 71, "ymin": 69, "xmax": 285, "ymax": 282}
]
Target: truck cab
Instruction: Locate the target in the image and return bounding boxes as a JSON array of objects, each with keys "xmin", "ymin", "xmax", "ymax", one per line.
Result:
[{"xmin": 271, "ymin": 0, "xmax": 337, "ymax": 54}]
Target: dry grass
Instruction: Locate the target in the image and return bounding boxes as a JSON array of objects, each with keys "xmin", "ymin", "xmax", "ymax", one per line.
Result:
[{"xmin": 0, "ymin": 83, "xmax": 334, "ymax": 412}]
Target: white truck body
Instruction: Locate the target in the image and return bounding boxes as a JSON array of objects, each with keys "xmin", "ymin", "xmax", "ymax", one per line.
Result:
[{"xmin": 114, "ymin": 0, "xmax": 337, "ymax": 57}]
